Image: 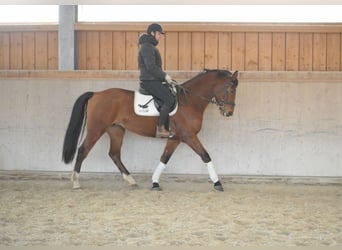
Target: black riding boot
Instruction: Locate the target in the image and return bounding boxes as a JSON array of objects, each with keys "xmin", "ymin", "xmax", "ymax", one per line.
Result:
[{"xmin": 156, "ymin": 105, "xmax": 175, "ymax": 138}]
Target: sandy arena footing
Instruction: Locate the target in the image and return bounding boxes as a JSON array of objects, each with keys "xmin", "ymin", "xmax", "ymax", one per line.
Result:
[{"xmin": 0, "ymin": 171, "xmax": 341, "ymax": 246}]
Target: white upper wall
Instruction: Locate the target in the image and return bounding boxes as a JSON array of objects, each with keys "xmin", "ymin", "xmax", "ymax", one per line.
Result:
[
  {"xmin": 1, "ymin": 1, "xmax": 342, "ymax": 4},
  {"xmin": 78, "ymin": 5, "xmax": 342, "ymax": 23},
  {"xmin": 1, "ymin": 4, "xmax": 342, "ymax": 23}
]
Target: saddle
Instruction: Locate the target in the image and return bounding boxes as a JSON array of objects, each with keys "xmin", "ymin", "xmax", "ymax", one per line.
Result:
[{"xmin": 134, "ymin": 82, "xmax": 178, "ymax": 116}]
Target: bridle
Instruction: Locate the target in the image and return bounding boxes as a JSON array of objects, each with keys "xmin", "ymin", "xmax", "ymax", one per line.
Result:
[
  {"xmin": 178, "ymin": 78, "xmax": 236, "ymax": 114},
  {"xmin": 211, "ymin": 81, "xmax": 236, "ymax": 107}
]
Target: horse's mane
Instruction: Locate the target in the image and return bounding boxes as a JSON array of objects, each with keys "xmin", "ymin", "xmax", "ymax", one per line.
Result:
[
  {"xmin": 176, "ymin": 69, "xmax": 234, "ymax": 105},
  {"xmin": 182, "ymin": 68, "xmax": 233, "ymax": 86}
]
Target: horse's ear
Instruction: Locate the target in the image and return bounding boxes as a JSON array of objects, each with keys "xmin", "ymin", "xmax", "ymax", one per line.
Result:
[{"xmin": 232, "ymin": 71, "xmax": 238, "ymax": 80}]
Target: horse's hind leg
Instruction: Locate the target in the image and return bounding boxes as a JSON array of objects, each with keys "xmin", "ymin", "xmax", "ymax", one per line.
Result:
[
  {"xmin": 107, "ymin": 124, "xmax": 137, "ymax": 186},
  {"xmin": 71, "ymin": 130, "xmax": 105, "ymax": 189}
]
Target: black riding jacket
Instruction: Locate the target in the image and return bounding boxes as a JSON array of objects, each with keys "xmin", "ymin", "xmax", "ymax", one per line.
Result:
[{"xmin": 138, "ymin": 34, "xmax": 167, "ymax": 81}]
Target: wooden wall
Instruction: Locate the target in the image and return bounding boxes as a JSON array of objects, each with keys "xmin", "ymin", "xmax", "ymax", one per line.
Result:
[
  {"xmin": 0, "ymin": 25, "xmax": 58, "ymax": 70},
  {"xmin": 1, "ymin": 23, "xmax": 342, "ymax": 71},
  {"xmin": 76, "ymin": 23, "xmax": 342, "ymax": 71}
]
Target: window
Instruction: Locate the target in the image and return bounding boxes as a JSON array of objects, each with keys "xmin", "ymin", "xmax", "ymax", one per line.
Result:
[
  {"xmin": 78, "ymin": 5, "xmax": 342, "ymax": 23},
  {"xmin": 0, "ymin": 5, "xmax": 341, "ymax": 23},
  {"xmin": 0, "ymin": 5, "xmax": 58, "ymax": 23}
]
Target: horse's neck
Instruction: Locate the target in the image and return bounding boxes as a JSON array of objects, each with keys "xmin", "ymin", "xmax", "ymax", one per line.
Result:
[
  {"xmin": 180, "ymin": 74, "xmax": 215, "ymax": 112},
  {"xmin": 187, "ymin": 74, "xmax": 215, "ymax": 99}
]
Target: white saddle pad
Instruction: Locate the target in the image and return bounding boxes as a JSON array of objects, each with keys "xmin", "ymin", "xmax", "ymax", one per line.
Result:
[{"xmin": 134, "ymin": 91, "xmax": 178, "ymax": 116}]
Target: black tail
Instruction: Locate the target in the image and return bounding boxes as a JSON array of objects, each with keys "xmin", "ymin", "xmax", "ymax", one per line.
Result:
[{"xmin": 62, "ymin": 92, "xmax": 94, "ymax": 164}]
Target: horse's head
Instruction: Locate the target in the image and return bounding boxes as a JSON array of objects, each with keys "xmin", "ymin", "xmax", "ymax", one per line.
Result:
[
  {"xmin": 179, "ymin": 69, "xmax": 238, "ymax": 117},
  {"xmin": 212, "ymin": 70, "xmax": 238, "ymax": 117}
]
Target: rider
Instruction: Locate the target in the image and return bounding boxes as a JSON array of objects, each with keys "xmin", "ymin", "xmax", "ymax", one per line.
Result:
[{"xmin": 138, "ymin": 23, "xmax": 176, "ymax": 138}]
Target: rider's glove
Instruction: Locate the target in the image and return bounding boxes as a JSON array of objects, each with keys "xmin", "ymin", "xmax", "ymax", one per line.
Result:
[{"xmin": 165, "ymin": 74, "xmax": 178, "ymax": 85}]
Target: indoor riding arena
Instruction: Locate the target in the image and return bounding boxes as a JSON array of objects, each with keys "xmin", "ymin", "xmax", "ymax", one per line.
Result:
[{"xmin": 0, "ymin": 5, "xmax": 341, "ymax": 248}]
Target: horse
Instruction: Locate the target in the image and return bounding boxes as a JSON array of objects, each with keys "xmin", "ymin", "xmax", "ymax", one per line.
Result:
[{"xmin": 62, "ymin": 69, "xmax": 239, "ymax": 191}]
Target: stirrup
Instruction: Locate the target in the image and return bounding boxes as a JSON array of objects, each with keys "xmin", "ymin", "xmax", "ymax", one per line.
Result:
[{"xmin": 156, "ymin": 126, "xmax": 175, "ymax": 138}]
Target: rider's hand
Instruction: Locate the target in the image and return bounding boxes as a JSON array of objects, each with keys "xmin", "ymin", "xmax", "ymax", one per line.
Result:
[{"xmin": 165, "ymin": 74, "xmax": 178, "ymax": 85}]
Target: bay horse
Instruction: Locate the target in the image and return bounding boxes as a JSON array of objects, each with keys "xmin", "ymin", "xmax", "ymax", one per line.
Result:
[{"xmin": 62, "ymin": 69, "xmax": 238, "ymax": 191}]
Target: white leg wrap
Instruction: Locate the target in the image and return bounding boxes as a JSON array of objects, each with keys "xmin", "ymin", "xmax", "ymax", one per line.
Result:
[
  {"xmin": 152, "ymin": 162, "xmax": 166, "ymax": 183},
  {"xmin": 71, "ymin": 171, "xmax": 80, "ymax": 189},
  {"xmin": 206, "ymin": 161, "xmax": 219, "ymax": 183}
]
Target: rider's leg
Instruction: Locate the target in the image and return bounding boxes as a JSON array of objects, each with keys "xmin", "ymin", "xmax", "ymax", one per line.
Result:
[
  {"xmin": 156, "ymin": 104, "xmax": 175, "ymax": 138},
  {"xmin": 141, "ymin": 81, "xmax": 175, "ymax": 138}
]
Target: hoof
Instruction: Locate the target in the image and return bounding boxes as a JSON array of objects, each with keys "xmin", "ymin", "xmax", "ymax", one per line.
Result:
[
  {"xmin": 122, "ymin": 173, "xmax": 137, "ymax": 186},
  {"xmin": 127, "ymin": 184, "xmax": 139, "ymax": 190},
  {"xmin": 214, "ymin": 181, "xmax": 224, "ymax": 192},
  {"xmin": 71, "ymin": 172, "xmax": 80, "ymax": 189},
  {"xmin": 152, "ymin": 182, "xmax": 162, "ymax": 191}
]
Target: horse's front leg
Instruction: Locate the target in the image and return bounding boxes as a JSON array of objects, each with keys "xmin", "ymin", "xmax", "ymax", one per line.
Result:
[
  {"xmin": 185, "ymin": 135, "xmax": 224, "ymax": 192},
  {"xmin": 152, "ymin": 139, "xmax": 181, "ymax": 191}
]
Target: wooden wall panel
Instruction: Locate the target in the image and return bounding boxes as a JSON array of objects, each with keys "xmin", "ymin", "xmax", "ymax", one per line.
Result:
[
  {"xmin": 327, "ymin": 33, "xmax": 341, "ymax": 71},
  {"xmin": 299, "ymin": 33, "xmax": 313, "ymax": 71},
  {"xmin": 245, "ymin": 32, "xmax": 258, "ymax": 71},
  {"xmin": 35, "ymin": 32, "xmax": 48, "ymax": 69},
  {"xmin": 86, "ymin": 32, "xmax": 100, "ymax": 69},
  {"xmin": 272, "ymin": 33, "xmax": 286, "ymax": 71},
  {"xmin": 99, "ymin": 31, "xmax": 112, "ymax": 70},
  {"xmin": 0, "ymin": 32, "xmax": 10, "ymax": 69},
  {"xmin": 218, "ymin": 32, "xmax": 231, "ymax": 70},
  {"xmin": 77, "ymin": 31, "xmax": 86, "ymax": 70},
  {"xmin": 232, "ymin": 32, "xmax": 245, "ymax": 70},
  {"xmin": 191, "ymin": 32, "xmax": 205, "ymax": 70},
  {"xmin": 158, "ymin": 33, "xmax": 166, "ymax": 69},
  {"xmin": 313, "ymin": 33, "xmax": 327, "ymax": 71},
  {"xmin": 204, "ymin": 32, "xmax": 218, "ymax": 69},
  {"xmin": 10, "ymin": 32, "xmax": 23, "ymax": 69},
  {"xmin": 125, "ymin": 32, "xmax": 138, "ymax": 70},
  {"xmin": 259, "ymin": 33, "xmax": 272, "ymax": 71},
  {"xmin": 286, "ymin": 33, "xmax": 300, "ymax": 71},
  {"xmin": 112, "ymin": 31, "xmax": 126, "ymax": 70},
  {"xmin": 178, "ymin": 32, "xmax": 192, "ymax": 70},
  {"xmin": 1, "ymin": 29, "xmax": 58, "ymax": 70},
  {"xmin": 165, "ymin": 32, "xmax": 178, "ymax": 70},
  {"xmin": 47, "ymin": 32, "xmax": 58, "ymax": 69},
  {"xmin": 22, "ymin": 32, "xmax": 35, "ymax": 69}
]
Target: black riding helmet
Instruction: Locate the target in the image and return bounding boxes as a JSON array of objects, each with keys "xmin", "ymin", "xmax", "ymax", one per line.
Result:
[{"xmin": 147, "ymin": 23, "xmax": 165, "ymax": 35}]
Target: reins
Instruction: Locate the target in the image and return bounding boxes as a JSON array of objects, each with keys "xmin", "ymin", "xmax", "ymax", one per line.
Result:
[{"xmin": 176, "ymin": 81, "xmax": 236, "ymax": 108}]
